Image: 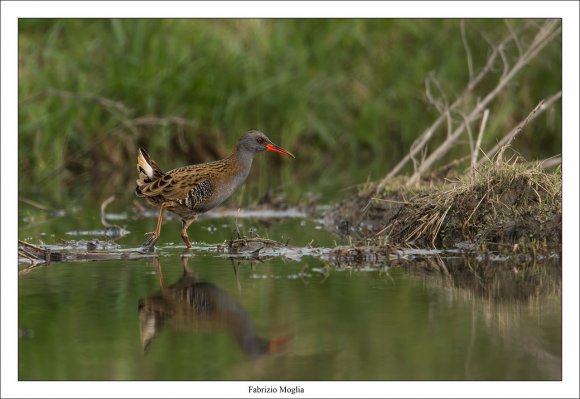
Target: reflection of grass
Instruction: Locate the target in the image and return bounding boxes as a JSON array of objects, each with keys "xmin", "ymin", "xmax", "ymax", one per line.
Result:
[
  {"xmin": 401, "ymin": 255, "xmax": 561, "ymax": 301},
  {"xmin": 408, "ymin": 259, "xmax": 562, "ymax": 379},
  {"xmin": 18, "ymin": 19, "xmax": 561, "ymax": 202}
]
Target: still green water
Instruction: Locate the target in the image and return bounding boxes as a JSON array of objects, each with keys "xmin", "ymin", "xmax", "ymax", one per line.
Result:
[{"xmin": 18, "ymin": 206, "xmax": 561, "ymax": 380}]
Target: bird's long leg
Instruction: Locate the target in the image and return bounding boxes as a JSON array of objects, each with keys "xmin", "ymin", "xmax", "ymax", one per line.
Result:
[
  {"xmin": 143, "ymin": 201, "xmax": 175, "ymax": 248},
  {"xmin": 153, "ymin": 257, "xmax": 165, "ymax": 290},
  {"xmin": 180, "ymin": 216, "xmax": 197, "ymax": 248},
  {"xmin": 181, "ymin": 255, "xmax": 194, "ymax": 276}
]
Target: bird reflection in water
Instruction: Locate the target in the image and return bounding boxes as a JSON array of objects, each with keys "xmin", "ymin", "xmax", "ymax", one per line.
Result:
[{"xmin": 138, "ymin": 256, "xmax": 291, "ymax": 357}]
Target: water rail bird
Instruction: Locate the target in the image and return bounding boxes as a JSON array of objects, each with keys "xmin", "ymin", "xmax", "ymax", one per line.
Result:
[{"xmin": 136, "ymin": 130, "xmax": 294, "ymax": 248}]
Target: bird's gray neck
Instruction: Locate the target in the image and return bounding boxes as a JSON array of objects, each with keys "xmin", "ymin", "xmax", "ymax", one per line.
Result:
[{"xmin": 230, "ymin": 145, "xmax": 255, "ymax": 180}]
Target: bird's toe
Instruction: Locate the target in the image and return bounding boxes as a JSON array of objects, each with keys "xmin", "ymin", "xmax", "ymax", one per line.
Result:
[{"xmin": 141, "ymin": 233, "xmax": 159, "ymax": 250}]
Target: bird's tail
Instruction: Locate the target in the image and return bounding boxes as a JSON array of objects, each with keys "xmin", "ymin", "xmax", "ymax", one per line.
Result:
[{"xmin": 136, "ymin": 148, "xmax": 164, "ymax": 195}]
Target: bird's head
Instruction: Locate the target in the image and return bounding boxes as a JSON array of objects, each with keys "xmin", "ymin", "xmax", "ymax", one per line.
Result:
[{"xmin": 238, "ymin": 130, "xmax": 295, "ymax": 158}]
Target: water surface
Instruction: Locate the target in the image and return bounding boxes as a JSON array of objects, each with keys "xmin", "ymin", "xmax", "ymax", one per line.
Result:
[{"xmin": 18, "ymin": 205, "xmax": 561, "ymax": 380}]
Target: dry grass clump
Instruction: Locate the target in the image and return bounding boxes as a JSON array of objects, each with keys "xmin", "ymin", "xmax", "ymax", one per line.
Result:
[{"xmin": 328, "ymin": 159, "xmax": 561, "ymax": 251}]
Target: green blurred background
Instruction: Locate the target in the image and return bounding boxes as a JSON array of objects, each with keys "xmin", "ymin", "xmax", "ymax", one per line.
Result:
[{"xmin": 18, "ymin": 19, "xmax": 562, "ymax": 205}]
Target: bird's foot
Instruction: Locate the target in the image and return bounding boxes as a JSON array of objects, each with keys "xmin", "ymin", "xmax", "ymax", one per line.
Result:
[
  {"xmin": 141, "ymin": 232, "xmax": 159, "ymax": 250},
  {"xmin": 181, "ymin": 234, "xmax": 193, "ymax": 249}
]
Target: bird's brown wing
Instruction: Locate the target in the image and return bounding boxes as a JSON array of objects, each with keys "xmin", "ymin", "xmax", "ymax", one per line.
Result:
[{"xmin": 137, "ymin": 165, "xmax": 215, "ymax": 208}]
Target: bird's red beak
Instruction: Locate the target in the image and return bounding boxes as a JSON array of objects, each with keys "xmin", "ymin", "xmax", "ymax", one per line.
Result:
[
  {"xmin": 266, "ymin": 143, "xmax": 295, "ymax": 158},
  {"xmin": 268, "ymin": 334, "xmax": 293, "ymax": 353}
]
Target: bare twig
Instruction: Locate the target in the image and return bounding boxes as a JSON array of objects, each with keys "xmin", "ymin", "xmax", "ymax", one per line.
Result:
[
  {"xmin": 460, "ymin": 20, "xmax": 474, "ymax": 81},
  {"xmin": 425, "ymin": 72, "xmax": 447, "ymax": 113},
  {"xmin": 478, "ymin": 91, "xmax": 561, "ymax": 167},
  {"xmin": 504, "ymin": 19, "xmax": 523, "ymax": 56},
  {"xmin": 445, "ymin": 109, "xmax": 453, "ymax": 138},
  {"xmin": 100, "ymin": 195, "xmax": 116, "ymax": 228},
  {"xmin": 460, "ymin": 110, "xmax": 475, "ymax": 157},
  {"xmin": 498, "ymin": 42, "xmax": 511, "ymax": 79},
  {"xmin": 537, "ymin": 156, "xmax": 562, "ymax": 170},
  {"xmin": 19, "ymin": 197, "xmax": 52, "ymax": 212},
  {"xmin": 430, "ymin": 73, "xmax": 449, "ymax": 111},
  {"xmin": 432, "ymin": 155, "xmax": 471, "ymax": 177},
  {"xmin": 472, "ymin": 109, "xmax": 489, "ymax": 169},
  {"xmin": 371, "ymin": 197, "xmax": 412, "ymax": 205}
]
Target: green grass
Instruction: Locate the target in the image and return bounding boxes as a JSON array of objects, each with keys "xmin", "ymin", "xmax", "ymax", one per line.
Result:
[{"xmin": 18, "ymin": 19, "xmax": 562, "ymax": 204}]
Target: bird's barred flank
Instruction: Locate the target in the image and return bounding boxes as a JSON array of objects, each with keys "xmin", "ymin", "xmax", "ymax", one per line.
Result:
[{"xmin": 178, "ymin": 180, "xmax": 213, "ymax": 209}]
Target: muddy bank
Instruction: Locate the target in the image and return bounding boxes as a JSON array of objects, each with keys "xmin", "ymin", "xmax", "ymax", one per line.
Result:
[{"xmin": 325, "ymin": 163, "xmax": 562, "ymax": 253}]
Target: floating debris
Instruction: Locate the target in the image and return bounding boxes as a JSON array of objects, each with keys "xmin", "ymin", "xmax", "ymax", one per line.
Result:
[
  {"xmin": 58, "ymin": 239, "xmax": 121, "ymax": 250},
  {"xmin": 216, "ymin": 237, "xmax": 330, "ymax": 262},
  {"xmin": 324, "ymin": 245, "xmax": 403, "ymax": 267},
  {"xmin": 18, "ymin": 239, "xmax": 155, "ymax": 269},
  {"xmin": 66, "ymin": 226, "xmax": 130, "ymax": 238}
]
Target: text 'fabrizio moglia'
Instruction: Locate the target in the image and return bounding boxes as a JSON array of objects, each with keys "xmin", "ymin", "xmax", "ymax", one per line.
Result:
[{"xmin": 249, "ymin": 386, "xmax": 304, "ymax": 395}]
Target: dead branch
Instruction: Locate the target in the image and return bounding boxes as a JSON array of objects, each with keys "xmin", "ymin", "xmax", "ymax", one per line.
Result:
[
  {"xmin": 460, "ymin": 20, "xmax": 474, "ymax": 81},
  {"xmin": 379, "ymin": 23, "xmax": 506, "ymax": 188},
  {"xmin": 472, "ymin": 109, "xmax": 490, "ymax": 169},
  {"xmin": 100, "ymin": 195, "xmax": 116, "ymax": 228},
  {"xmin": 504, "ymin": 20, "xmax": 523, "ymax": 56},
  {"xmin": 537, "ymin": 156, "xmax": 561, "ymax": 170},
  {"xmin": 405, "ymin": 20, "xmax": 560, "ymax": 186},
  {"xmin": 477, "ymin": 91, "xmax": 562, "ymax": 167}
]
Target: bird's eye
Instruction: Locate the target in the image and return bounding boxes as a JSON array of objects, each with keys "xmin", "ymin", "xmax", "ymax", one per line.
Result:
[{"xmin": 257, "ymin": 137, "xmax": 265, "ymax": 144}]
